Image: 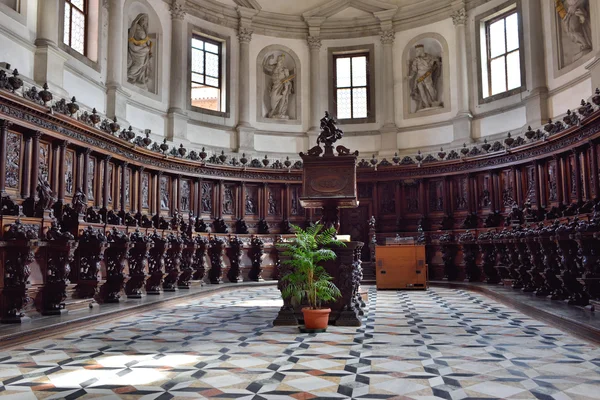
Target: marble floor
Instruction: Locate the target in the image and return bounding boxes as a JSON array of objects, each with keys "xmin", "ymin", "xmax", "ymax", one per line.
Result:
[{"xmin": 0, "ymin": 287, "xmax": 599, "ymax": 400}]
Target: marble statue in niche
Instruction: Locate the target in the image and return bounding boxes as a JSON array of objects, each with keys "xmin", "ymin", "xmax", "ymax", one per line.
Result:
[
  {"xmin": 223, "ymin": 187, "xmax": 233, "ymax": 214},
  {"xmin": 141, "ymin": 173, "xmax": 149, "ymax": 208},
  {"xmin": 245, "ymin": 193, "xmax": 256, "ymax": 214},
  {"xmin": 407, "ymin": 44, "xmax": 442, "ymax": 112},
  {"xmin": 268, "ymin": 190, "xmax": 277, "ymax": 215},
  {"xmin": 263, "ymin": 53, "xmax": 295, "ymax": 119},
  {"xmin": 127, "ymin": 13, "xmax": 153, "ymax": 91},
  {"xmin": 5, "ymin": 132, "xmax": 20, "ymax": 189},
  {"xmin": 556, "ymin": 0, "xmax": 592, "ymax": 67}
]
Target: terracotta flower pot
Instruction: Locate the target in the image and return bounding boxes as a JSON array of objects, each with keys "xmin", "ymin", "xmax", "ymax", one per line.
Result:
[{"xmin": 302, "ymin": 307, "xmax": 331, "ymax": 330}]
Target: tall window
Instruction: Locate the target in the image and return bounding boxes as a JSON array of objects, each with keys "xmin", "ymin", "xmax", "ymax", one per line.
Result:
[
  {"xmin": 482, "ymin": 10, "xmax": 521, "ymax": 98},
  {"xmin": 334, "ymin": 53, "xmax": 369, "ymax": 120},
  {"xmin": 63, "ymin": 0, "xmax": 87, "ymax": 55},
  {"xmin": 191, "ymin": 34, "xmax": 222, "ymax": 112}
]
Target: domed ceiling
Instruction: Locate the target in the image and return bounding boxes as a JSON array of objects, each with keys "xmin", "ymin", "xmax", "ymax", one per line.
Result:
[{"xmin": 186, "ymin": 0, "xmax": 462, "ymax": 38}]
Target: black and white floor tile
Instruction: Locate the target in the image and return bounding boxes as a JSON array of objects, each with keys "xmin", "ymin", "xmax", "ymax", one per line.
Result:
[{"xmin": 0, "ymin": 287, "xmax": 599, "ymax": 399}]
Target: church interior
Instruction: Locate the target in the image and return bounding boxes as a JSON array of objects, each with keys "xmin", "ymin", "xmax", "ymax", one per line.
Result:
[{"xmin": 0, "ymin": 0, "xmax": 599, "ymax": 398}]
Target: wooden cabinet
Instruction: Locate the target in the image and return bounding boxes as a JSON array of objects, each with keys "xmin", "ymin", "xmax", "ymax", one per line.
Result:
[{"xmin": 375, "ymin": 245, "xmax": 428, "ymax": 290}]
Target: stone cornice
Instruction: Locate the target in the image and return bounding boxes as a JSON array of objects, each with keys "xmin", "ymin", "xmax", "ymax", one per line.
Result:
[{"xmin": 176, "ymin": 0, "xmax": 470, "ymax": 40}]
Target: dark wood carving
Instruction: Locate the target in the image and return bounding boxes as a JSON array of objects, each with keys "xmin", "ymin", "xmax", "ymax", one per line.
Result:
[
  {"xmin": 227, "ymin": 236, "xmax": 244, "ymax": 283},
  {"xmin": 177, "ymin": 235, "xmax": 197, "ymax": 289},
  {"xmin": 208, "ymin": 236, "xmax": 225, "ymax": 284},
  {"xmin": 249, "ymin": 236, "xmax": 264, "ymax": 281},
  {"xmin": 163, "ymin": 233, "xmax": 183, "ymax": 291},
  {"xmin": 125, "ymin": 229, "xmax": 152, "ymax": 298},
  {"xmin": 75, "ymin": 226, "xmax": 108, "ymax": 299},
  {"xmin": 102, "ymin": 227, "xmax": 131, "ymax": 302},
  {"xmin": 146, "ymin": 232, "xmax": 169, "ymax": 294},
  {"xmin": 192, "ymin": 235, "xmax": 209, "ymax": 281}
]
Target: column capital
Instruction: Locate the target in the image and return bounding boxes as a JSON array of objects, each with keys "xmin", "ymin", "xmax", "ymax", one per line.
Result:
[
  {"xmin": 58, "ymin": 140, "xmax": 70, "ymax": 149},
  {"xmin": 380, "ymin": 30, "xmax": 395, "ymax": 45},
  {"xmin": 169, "ymin": 0, "xmax": 187, "ymax": 20},
  {"xmin": 0, "ymin": 120, "xmax": 13, "ymax": 130},
  {"xmin": 451, "ymin": 8, "xmax": 466, "ymax": 26},
  {"xmin": 238, "ymin": 27, "xmax": 253, "ymax": 44},
  {"xmin": 307, "ymin": 35, "xmax": 322, "ymax": 50},
  {"xmin": 102, "ymin": 154, "xmax": 112, "ymax": 163}
]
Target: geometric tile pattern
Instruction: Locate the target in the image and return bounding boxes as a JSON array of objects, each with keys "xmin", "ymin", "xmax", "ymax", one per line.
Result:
[{"xmin": 0, "ymin": 287, "xmax": 599, "ymax": 399}]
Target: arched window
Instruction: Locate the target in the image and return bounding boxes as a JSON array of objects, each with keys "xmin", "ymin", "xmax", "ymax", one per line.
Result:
[{"xmin": 63, "ymin": 0, "xmax": 87, "ymax": 56}]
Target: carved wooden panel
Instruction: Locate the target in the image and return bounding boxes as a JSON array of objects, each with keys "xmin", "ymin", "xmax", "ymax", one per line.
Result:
[
  {"xmin": 107, "ymin": 163, "xmax": 114, "ymax": 205},
  {"xmin": 290, "ymin": 185, "xmax": 303, "ymax": 217},
  {"xmin": 201, "ymin": 181, "xmax": 212, "ymax": 213},
  {"xmin": 453, "ymin": 176, "xmax": 468, "ymax": 211},
  {"xmin": 180, "ymin": 179, "xmax": 191, "ymax": 212},
  {"xmin": 245, "ymin": 185, "xmax": 258, "ymax": 215},
  {"xmin": 5, "ymin": 131, "xmax": 20, "ymax": 190},
  {"xmin": 588, "ymin": 146, "xmax": 595, "ymax": 197},
  {"xmin": 403, "ymin": 181, "xmax": 419, "ymax": 214},
  {"xmin": 378, "ymin": 182, "xmax": 395, "ymax": 215},
  {"xmin": 141, "ymin": 172, "xmax": 149, "ymax": 209},
  {"xmin": 428, "ymin": 180, "xmax": 444, "ymax": 213},
  {"xmin": 501, "ymin": 169, "xmax": 514, "ymax": 208},
  {"xmin": 65, "ymin": 150, "xmax": 74, "ymax": 196},
  {"xmin": 222, "ymin": 184, "xmax": 235, "ymax": 215},
  {"xmin": 39, "ymin": 141, "xmax": 50, "ymax": 183},
  {"xmin": 525, "ymin": 165, "xmax": 536, "ymax": 204},
  {"xmin": 125, "ymin": 168, "xmax": 131, "ymax": 209},
  {"xmin": 267, "ymin": 186, "xmax": 280, "ymax": 216},
  {"xmin": 160, "ymin": 175, "xmax": 170, "ymax": 210},
  {"xmin": 548, "ymin": 160, "xmax": 558, "ymax": 202},
  {"xmin": 358, "ymin": 183, "xmax": 373, "ymax": 199},
  {"xmin": 477, "ymin": 174, "xmax": 492, "ymax": 210},
  {"xmin": 568, "ymin": 155, "xmax": 577, "ymax": 200},
  {"xmin": 87, "ymin": 157, "xmax": 95, "ymax": 201}
]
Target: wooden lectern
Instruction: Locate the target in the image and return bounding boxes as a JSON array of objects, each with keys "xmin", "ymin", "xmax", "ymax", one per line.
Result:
[{"xmin": 376, "ymin": 237, "xmax": 427, "ymax": 290}]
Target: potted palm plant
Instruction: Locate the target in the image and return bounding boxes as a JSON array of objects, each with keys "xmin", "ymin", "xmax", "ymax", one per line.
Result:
[{"xmin": 278, "ymin": 223, "xmax": 344, "ymax": 331}]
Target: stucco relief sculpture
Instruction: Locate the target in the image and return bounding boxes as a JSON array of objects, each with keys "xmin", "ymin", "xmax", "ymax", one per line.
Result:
[
  {"xmin": 556, "ymin": 0, "xmax": 592, "ymax": 56},
  {"xmin": 127, "ymin": 13, "xmax": 153, "ymax": 91},
  {"xmin": 263, "ymin": 53, "xmax": 294, "ymax": 119},
  {"xmin": 407, "ymin": 45, "xmax": 442, "ymax": 112}
]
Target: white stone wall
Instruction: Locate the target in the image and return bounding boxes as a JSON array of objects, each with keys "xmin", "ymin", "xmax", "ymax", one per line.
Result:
[{"xmin": 0, "ymin": 0, "xmax": 598, "ymax": 158}]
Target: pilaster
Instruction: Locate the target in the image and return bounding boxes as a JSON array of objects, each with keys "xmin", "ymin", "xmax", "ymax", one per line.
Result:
[
  {"xmin": 34, "ymin": 0, "xmax": 68, "ymax": 96},
  {"xmin": 451, "ymin": 4, "xmax": 473, "ymax": 145},
  {"xmin": 167, "ymin": 0, "xmax": 189, "ymax": 141}
]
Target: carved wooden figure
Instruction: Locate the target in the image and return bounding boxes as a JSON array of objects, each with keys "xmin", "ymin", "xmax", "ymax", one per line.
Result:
[
  {"xmin": 177, "ymin": 235, "xmax": 197, "ymax": 289},
  {"xmin": 249, "ymin": 236, "xmax": 265, "ymax": 281},
  {"xmin": 43, "ymin": 224, "xmax": 78, "ymax": 315},
  {"xmin": 227, "ymin": 236, "xmax": 244, "ymax": 283},
  {"xmin": 208, "ymin": 236, "xmax": 225, "ymax": 284},
  {"xmin": 163, "ymin": 233, "xmax": 183, "ymax": 291},
  {"xmin": 192, "ymin": 235, "xmax": 209, "ymax": 281},
  {"xmin": 146, "ymin": 231, "xmax": 169, "ymax": 294},
  {"xmin": 102, "ymin": 227, "xmax": 131, "ymax": 302},
  {"xmin": 75, "ymin": 226, "xmax": 108, "ymax": 299},
  {"xmin": 126, "ymin": 229, "xmax": 152, "ymax": 298}
]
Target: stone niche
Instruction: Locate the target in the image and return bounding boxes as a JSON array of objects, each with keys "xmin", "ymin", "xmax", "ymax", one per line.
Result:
[
  {"xmin": 402, "ymin": 34, "xmax": 450, "ymax": 119},
  {"xmin": 125, "ymin": 0, "xmax": 161, "ymax": 95},
  {"xmin": 553, "ymin": 0, "xmax": 594, "ymax": 71},
  {"xmin": 256, "ymin": 45, "xmax": 301, "ymax": 124}
]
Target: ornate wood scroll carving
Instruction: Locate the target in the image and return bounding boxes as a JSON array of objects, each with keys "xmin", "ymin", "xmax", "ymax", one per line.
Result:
[
  {"xmin": 208, "ymin": 236, "xmax": 225, "ymax": 284},
  {"xmin": 5, "ymin": 131, "xmax": 20, "ymax": 189},
  {"xmin": 126, "ymin": 229, "xmax": 152, "ymax": 298},
  {"xmin": 249, "ymin": 236, "xmax": 264, "ymax": 281},
  {"xmin": 227, "ymin": 236, "xmax": 244, "ymax": 283}
]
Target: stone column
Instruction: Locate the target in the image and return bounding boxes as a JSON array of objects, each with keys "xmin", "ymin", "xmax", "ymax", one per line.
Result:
[
  {"xmin": 451, "ymin": 6, "xmax": 473, "ymax": 144},
  {"xmin": 167, "ymin": 0, "xmax": 189, "ymax": 141},
  {"xmin": 235, "ymin": 7, "xmax": 258, "ymax": 152},
  {"xmin": 0, "ymin": 120, "xmax": 11, "ymax": 196},
  {"xmin": 34, "ymin": 0, "xmax": 68, "ymax": 95},
  {"xmin": 106, "ymin": 0, "xmax": 130, "ymax": 122},
  {"xmin": 521, "ymin": 0, "xmax": 548, "ymax": 126}
]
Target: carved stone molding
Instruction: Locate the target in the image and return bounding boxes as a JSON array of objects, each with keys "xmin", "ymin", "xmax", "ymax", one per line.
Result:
[
  {"xmin": 380, "ymin": 30, "xmax": 395, "ymax": 45},
  {"xmin": 170, "ymin": 1, "xmax": 187, "ymax": 20},
  {"xmin": 451, "ymin": 8, "xmax": 466, "ymax": 26},
  {"xmin": 238, "ymin": 27, "xmax": 253, "ymax": 44},
  {"xmin": 307, "ymin": 35, "xmax": 322, "ymax": 50}
]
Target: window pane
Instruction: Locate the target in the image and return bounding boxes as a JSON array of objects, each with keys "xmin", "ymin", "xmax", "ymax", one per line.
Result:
[
  {"xmin": 336, "ymin": 57, "xmax": 351, "ymax": 88},
  {"xmin": 191, "ymin": 73, "xmax": 204, "ymax": 84},
  {"xmin": 63, "ymin": 5, "xmax": 71, "ymax": 45},
  {"xmin": 351, "ymin": 56, "xmax": 367, "ymax": 87},
  {"xmin": 191, "ymin": 38, "xmax": 204, "ymax": 50},
  {"xmin": 205, "ymin": 52, "xmax": 219, "ymax": 78},
  {"xmin": 191, "ymin": 85, "xmax": 220, "ymax": 111},
  {"xmin": 352, "ymin": 88, "xmax": 367, "ymax": 118},
  {"xmin": 506, "ymin": 50, "xmax": 521, "ymax": 90},
  {"xmin": 489, "ymin": 19, "xmax": 506, "ymax": 58},
  {"xmin": 192, "ymin": 49, "xmax": 204, "ymax": 74},
  {"xmin": 490, "ymin": 56, "xmax": 507, "ymax": 95},
  {"xmin": 205, "ymin": 42, "xmax": 219, "ymax": 54},
  {"xmin": 71, "ymin": 0, "xmax": 84, "ymax": 11},
  {"xmin": 336, "ymin": 88, "xmax": 351, "ymax": 119},
  {"xmin": 71, "ymin": 9, "xmax": 86, "ymax": 54},
  {"xmin": 505, "ymin": 13, "xmax": 519, "ymax": 52},
  {"xmin": 205, "ymin": 76, "xmax": 219, "ymax": 87}
]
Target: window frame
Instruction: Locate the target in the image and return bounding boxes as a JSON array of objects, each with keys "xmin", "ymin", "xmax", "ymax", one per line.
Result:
[
  {"xmin": 475, "ymin": 2, "xmax": 525, "ymax": 105},
  {"xmin": 333, "ymin": 52, "xmax": 371, "ymax": 121},
  {"xmin": 484, "ymin": 10, "xmax": 519, "ymax": 98},
  {"xmin": 63, "ymin": 0, "xmax": 88, "ymax": 57},
  {"xmin": 328, "ymin": 45, "xmax": 375, "ymax": 125},
  {"xmin": 191, "ymin": 33, "xmax": 223, "ymax": 112}
]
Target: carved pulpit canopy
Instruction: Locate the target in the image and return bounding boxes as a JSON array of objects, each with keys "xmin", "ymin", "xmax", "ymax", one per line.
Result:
[{"xmin": 299, "ymin": 112, "xmax": 359, "ymax": 230}]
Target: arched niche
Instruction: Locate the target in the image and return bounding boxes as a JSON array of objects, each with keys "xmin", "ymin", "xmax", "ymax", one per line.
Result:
[
  {"xmin": 124, "ymin": 0, "xmax": 163, "ymax": 96},
  {"xmin": 256, "ymin": 45, "xmax": 301, "ymax": 125},
  {"xmin": 402, "ymin": 33, "xmax": 451, "ymax": 119}
]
